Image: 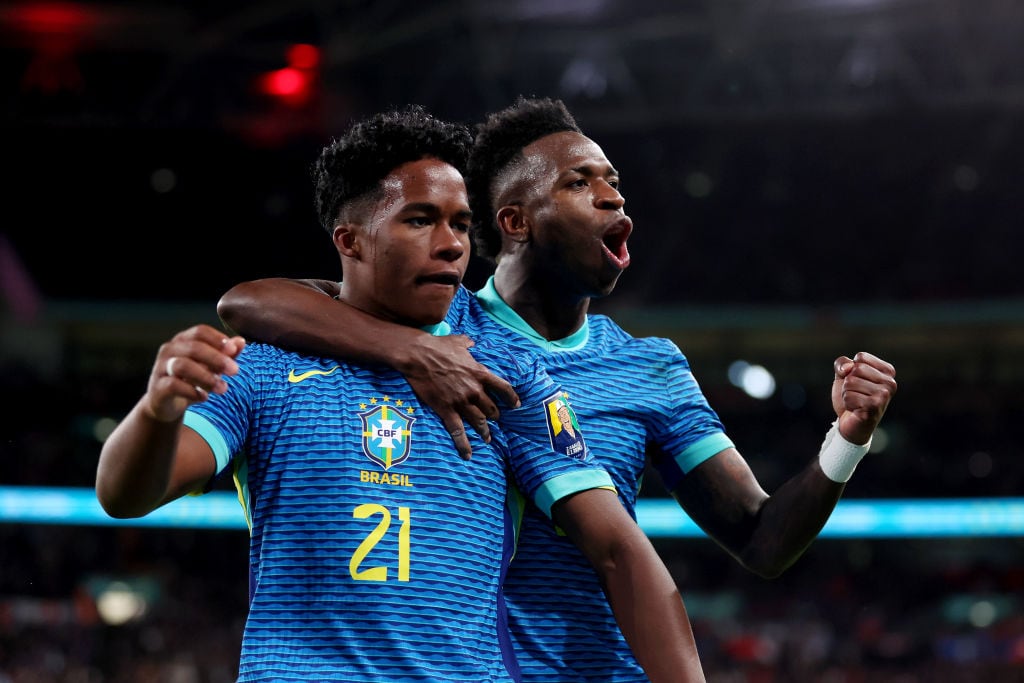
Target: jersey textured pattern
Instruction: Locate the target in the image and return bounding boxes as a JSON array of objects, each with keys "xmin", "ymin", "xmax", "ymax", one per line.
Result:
[
  {"xmin": 183, "ymin": 292, "xmax": 613, "ymax": 683},
  {"xmin": 475, "ymin": 276, "xmax": 733, "ymax": 682}
]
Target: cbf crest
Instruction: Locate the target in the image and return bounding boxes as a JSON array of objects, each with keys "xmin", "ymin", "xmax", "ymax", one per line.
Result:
[{"xmin": 359, "ymin": 398, "xmax": 416, "ymax": 470}]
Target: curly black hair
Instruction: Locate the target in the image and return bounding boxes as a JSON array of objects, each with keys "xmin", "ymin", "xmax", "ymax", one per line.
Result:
[
  {"xmin": 313, "ymin": 104, "xmax": 473, "ymax": 233},
  {"xmin": 466, "ymin": 96, "xmax": 581, "ymax": 262}
]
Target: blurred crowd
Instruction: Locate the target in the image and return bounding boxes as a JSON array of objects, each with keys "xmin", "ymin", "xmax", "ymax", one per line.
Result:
[{"xmin": 2, "ymin": 523, "xmax": 1021, "ymax": 682}]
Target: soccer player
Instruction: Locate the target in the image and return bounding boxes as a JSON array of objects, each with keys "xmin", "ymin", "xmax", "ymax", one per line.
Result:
[
  {"xmin": 96, "ymin": 105, "xmax": 705, "ymax": 682},
  {"xmin": 216, "ymin": 97, "xmax": 898, "ymax": 681}
]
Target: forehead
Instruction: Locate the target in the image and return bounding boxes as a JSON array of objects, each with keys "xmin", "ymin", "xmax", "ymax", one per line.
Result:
[
  {"xmin": 378, "ymin": 157, "xmax": 468, "ymax": 208},
  {"xmin": 521, "ymin": 131, "xmax": 612, "ymax": 175}
]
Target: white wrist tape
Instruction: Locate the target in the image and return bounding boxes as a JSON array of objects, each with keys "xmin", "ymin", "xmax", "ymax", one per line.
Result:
[{"xmin": 817, "ymin": 421, "xmax": 871, "ymax": 483}]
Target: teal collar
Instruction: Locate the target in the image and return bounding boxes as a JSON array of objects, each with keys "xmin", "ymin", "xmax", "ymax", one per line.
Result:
[
  {"xmin": 476, "ymin": 276, "xmax": 589, "ymax": 351},
  {"xmin": 423, "ymin": 321, "xmax": 451, "ymax": 337}
]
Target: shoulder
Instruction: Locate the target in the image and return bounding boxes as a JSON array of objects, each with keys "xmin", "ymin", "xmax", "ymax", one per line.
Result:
[
  {"xmin": 446, "ymin": 286, "xmax": 476, "ymax": 318},
  {"xmin": 468, "ymin": 339, "xmax": 541, "ymax": 378},
  {"xmin": 447, "ymin": 286, "xmax": 506, "ymax": 338},
  {"xmin": 239, "ymin": 343, "xmax": 349, "ymax": 378},
  {"xmin": 588, "ymin": 314, "xmax": 686, "ymax": 359}
]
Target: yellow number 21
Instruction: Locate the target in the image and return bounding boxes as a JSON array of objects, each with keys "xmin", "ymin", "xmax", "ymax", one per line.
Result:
[{"xmin": 349, "ymin": 503, "xmax": 411, "ymax": 582}]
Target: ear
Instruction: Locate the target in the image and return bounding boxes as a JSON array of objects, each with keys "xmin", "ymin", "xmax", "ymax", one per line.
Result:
[
  {"xmin": 496, "ymin": 205, "xmax": 530, "ymax": 244},
  {"xmin": 333, "ymin": 223, "xmax": 360, "ymax": 257}
]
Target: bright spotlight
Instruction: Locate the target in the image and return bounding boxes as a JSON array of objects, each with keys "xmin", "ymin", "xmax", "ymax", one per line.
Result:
[
  {"xmin": 728, "ymin": 360, "xmax": 776, "ymax": 399},
  {"xmin": 95, "ymin": 581, "xmax": 148, "ymax": 626}
]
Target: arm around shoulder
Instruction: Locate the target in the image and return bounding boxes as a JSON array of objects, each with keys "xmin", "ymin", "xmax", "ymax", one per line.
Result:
[
  {"xmin": 216, "ymin": 277, "xmax": 520, "ymax": 459},
  {"xmin": 217, "ymin": 277, "xmax": 340, "ymax": 340}
]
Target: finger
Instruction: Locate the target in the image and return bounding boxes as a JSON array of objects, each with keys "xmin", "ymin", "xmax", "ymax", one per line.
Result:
[
  {"xmin": 166, "ymin": 375, "xmax": 211, "ymax": 400},
  {"xmin": 833, "ymin": 355, "xmax": 854, "ymax": 378},
  {"xmin": 183, "ymin": 323, "xmax": 238, "ymax": 348},
  {"xmin": 851, "ymin": 351, "xmax": 896, "ymax": 378},
  {"xmin": 843, "ymin": 359, "xmax": 899, "ymax": 393},
  {"xmin": 184, "ymin": 337, "xmax": 243, "ymax": 376},
  {"xmin": 440, "ymin": 416, "xmax": 473, "ymax": 461},
  {"xmin": 839, "ymin": 376, "xmax": 894, "ymax": 419},
  {"xmin": 163, "ymin": 355, "xmax": 231, "ymax": 395},
  {"xmin": 460, "ymin": 405, "xmax": 492, "ymax": 443},
  {"xmin": 172, "ymin": 327, "xmax": 246, "ymax": 365},
  {"xmin": 482, "ymin": 375, "xmax": 521, "ymax": 411}
]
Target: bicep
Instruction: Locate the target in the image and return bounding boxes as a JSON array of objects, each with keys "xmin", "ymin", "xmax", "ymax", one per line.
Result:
[
  {"xmin": 162, "ymin": 426, "xmax": 220, "ymax": 504},
  {"xmin": 551, "ymin": 488, "xmax": 646, "ymax": 569}
]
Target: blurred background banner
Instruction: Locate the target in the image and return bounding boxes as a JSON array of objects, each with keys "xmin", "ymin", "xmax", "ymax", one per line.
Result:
[
  {"xmin": 2, "ymin": 1, "xmax": 1023, "ymax": 681},
  {"xmin": 4, "ymin": 487, "xmax": 1024, "ymax": 538}
]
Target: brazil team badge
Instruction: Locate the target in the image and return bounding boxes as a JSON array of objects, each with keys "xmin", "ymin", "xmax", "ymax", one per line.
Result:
[{"xmin": 360, "ymin": 403, "xmax": 415, "ymax": 470}]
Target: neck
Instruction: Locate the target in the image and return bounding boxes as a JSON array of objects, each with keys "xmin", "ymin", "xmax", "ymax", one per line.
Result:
[{"xmin": 492, "ymin": 261, "xmax": 590, "ymax": 342}]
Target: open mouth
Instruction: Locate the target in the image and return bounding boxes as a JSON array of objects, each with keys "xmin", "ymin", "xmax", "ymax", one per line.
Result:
[{"xmin": 601, "ymin": 218, "xmax": 633, "ymax": 270}]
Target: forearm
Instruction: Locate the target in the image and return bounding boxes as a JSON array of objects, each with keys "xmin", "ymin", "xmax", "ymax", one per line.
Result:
[
  {"xmin": 739, "ymin": 420, "xmax": 874, "ymax": 575},
  {"xmin": 217, "ymin": 278, "xmax": 425, "ymax": 368},
  {"xmin": 673, "ymin": 445, "xmax": 845, "ymax": 579},
  {"xmin": 95, "ymin": 400, "xmax": 185, "ymax": 518},
  {"xmin": 739, "ymin": 462, "xmax": 844, "ymax": 577},
  {"xmin": 601, "ymin": 538, "xmax": 706, "ymax": 682},
  {"xmin": 218, "ymin": 278, "xmax": 519, "ymax": 459}
]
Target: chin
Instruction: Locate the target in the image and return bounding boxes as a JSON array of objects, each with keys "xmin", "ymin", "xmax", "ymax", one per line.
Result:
[
  {"xmin": 402, "ymin": 301, "xmax": 451, "ymax": 327},
  {"xmin": 594, "ymin": 273, "xmax": 624, "ymax": 297}
]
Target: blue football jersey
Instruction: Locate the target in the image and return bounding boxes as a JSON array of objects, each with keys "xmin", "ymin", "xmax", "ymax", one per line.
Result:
[
  {"xmin": 184, "ymin": 297, "xmax": 612, "ymax": 683},
  {"xmin": 473, "ymin": 276, "xmax": 734, "ymax": 682}
]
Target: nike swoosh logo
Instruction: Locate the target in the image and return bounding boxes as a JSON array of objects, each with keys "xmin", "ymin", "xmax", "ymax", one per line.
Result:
[{"xmin": 288, "ymin": 366, "xmax": 340, "ymax": 383}]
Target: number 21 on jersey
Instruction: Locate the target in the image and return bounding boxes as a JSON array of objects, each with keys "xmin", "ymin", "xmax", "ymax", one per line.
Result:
[{"xmin": 349, "ymin": 503, "xmax": 411, "ymax": 582}]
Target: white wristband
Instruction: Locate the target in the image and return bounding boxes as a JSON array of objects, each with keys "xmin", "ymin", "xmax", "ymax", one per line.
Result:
[{"xmin": 817, "ymin": 421, "xmax": 871, "ymax": 483}]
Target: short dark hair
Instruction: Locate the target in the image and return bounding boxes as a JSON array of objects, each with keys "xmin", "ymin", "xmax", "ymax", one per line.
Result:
[
  {"xmin": 466, "ymin": 96, "xmax": 582, "ymax": 261},
  {"xmin": 313, "ymin": 105, "xmax": 473, "ymax": 233}
]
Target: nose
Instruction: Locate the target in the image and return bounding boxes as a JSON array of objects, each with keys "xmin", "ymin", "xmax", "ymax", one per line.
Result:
[
  {"xmin": 595, "ymin": 179, "xmax": 625, "ymax": 210},
  {"xmin": 434, "ymin": 222, "xmax": 467, "ymax": 262}
]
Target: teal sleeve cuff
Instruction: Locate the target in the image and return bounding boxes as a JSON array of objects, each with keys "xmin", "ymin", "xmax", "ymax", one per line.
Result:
[
  {"xmin": 533, "ymin": 469, "xmax": 616, "ymax": 518},
  {"xmin": 183, "ymin": 412, "xmax": 232, "ymax": 475},
  {"xmin": 676, "ymin": 432, "xmax": 734, "ymax": 473}
]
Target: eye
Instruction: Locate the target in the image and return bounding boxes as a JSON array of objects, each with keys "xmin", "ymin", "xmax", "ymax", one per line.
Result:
[
  {"xmin": 569, "ymin": 178, "xmax": 588, "ymax": 189},
  {"xmin": 452, "ymin": 220, "xmax": 471, "ymax": 233},
  {"xmin": 408, "ymin": 216, "xmax": 433, "ymax": 227},
  {"xmin": 608, "ymin": 178, "xmax": 621, "ymax": 190}
]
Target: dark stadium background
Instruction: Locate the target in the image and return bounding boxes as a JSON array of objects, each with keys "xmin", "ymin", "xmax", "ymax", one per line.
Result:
[{"xmin": 2, "ymin": 1, "xmax": 1023, "ymax": 680}]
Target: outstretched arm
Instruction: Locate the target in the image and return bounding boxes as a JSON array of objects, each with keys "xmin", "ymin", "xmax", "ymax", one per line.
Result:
[
  {"xmin": 673, "ymin": 351, "xmax": 897, "ymax": 578},
  {"xmin": 96, "ymin": 324, "xmax": 245, "ymax": 518},
  {"xmin": 217, "ymin": 278, "xmax": 519, "ymax": 459},
  {"xmin": 554, "ymin": 488, "xmax": 706, "ymax": 682}
]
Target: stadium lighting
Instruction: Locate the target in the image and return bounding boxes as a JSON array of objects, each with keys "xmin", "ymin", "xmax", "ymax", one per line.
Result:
[{"xmin": 728, "ymin": 359, "xmax": 777, "ymax": 399}]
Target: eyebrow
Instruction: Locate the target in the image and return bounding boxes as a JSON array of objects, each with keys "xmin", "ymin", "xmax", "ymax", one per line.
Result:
[
  {"xmin": 569, "ymin": 163, "xmax": 619, "ymax": 178},
  {"xmin": 402, "ymin": 202, "xmax": 473, "ymax": 219}
]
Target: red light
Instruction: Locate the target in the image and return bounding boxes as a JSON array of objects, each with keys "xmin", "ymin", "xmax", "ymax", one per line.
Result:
[
  {"xmin": 286, "ymin": 44, "xmax": 320, "ymax": 70},
  {"xmin": 259, "ymin": 67, "xmax": 313, "ymax": 106},
  {"xmin": 255, "ymin": 43, "xmax": 320, "ymax": 108},
  {"xmin": 6, "ymin": 2, "xmax": 98, "ymax": 94},
  {"xmin": 3, "ymin": 2, "xmax": 98, "ymax": 37},
  {"xmin": 263, "ymin": 68, "xmax": 304, "ymax": 97}
]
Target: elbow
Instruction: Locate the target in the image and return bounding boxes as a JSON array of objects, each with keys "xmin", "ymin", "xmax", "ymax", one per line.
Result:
[
  {"xmin": 735, "ymin": 550, "xmax": 793, "ymax": 579},
  {"xmin": 748, "ymin": 563, "xmax": 786, "ymax": 580},
  {"xmin": 95, "ymin": 486, "xmax": 141, "ymax": 520},
  {"xmin": 215, "ymin": 291, "xmax": 243, "ymax": 335},
  {"xmin": 95, "ymin": 474, "xmax": 153, "ymax": 520}
]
